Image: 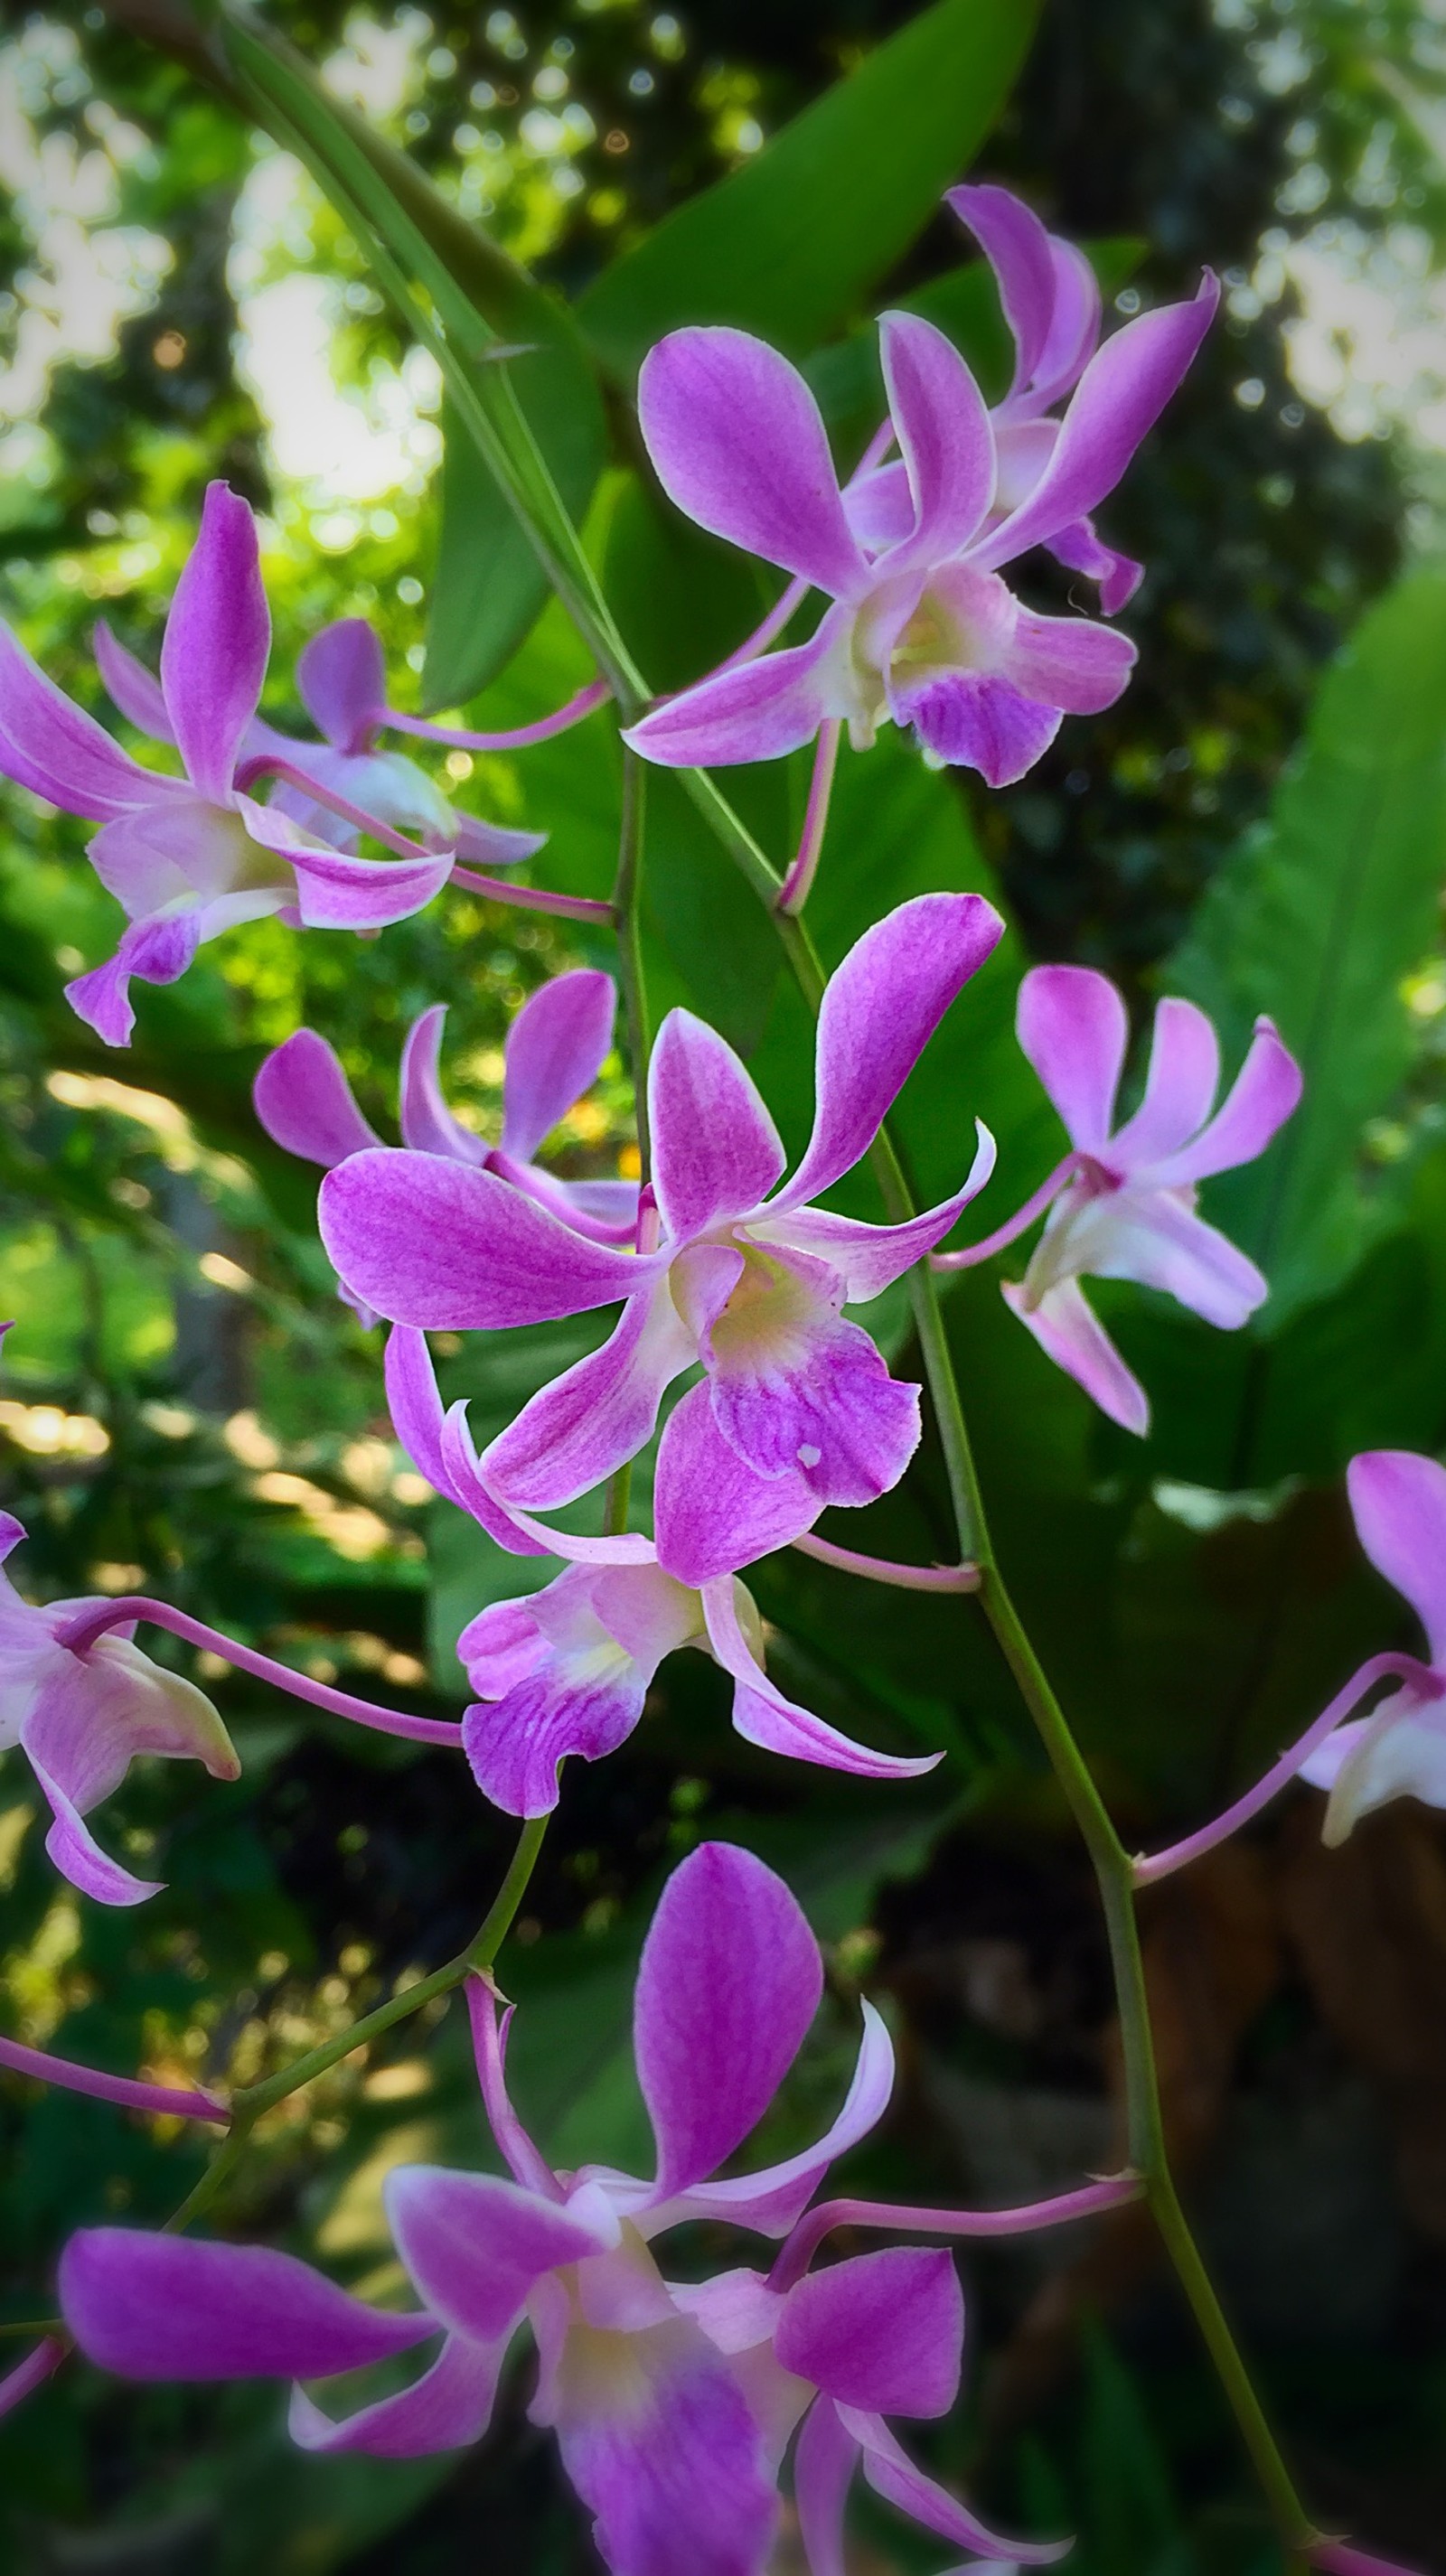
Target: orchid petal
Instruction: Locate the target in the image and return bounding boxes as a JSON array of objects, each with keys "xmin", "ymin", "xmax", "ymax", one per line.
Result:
[
  {"xmin": 624, "ymin": 620, "xmax": 840, "ymax": 770},
  {"xmin": 1047, "ymin": 515, "xmax": 1142, "ymax": 612},
  {"xmin": 945, "ymin": 183, "xmax": 1059, "ymax": 394},
  {"xmin": 892, "ymin": 669, "xmax": 1062, "ymax": 784},
  {"xmin": 757, "ymin": 1123, "xmax": 995, "ymax": 1300},
  {"xmin": 779, "ymin": 894, "xmax": 1003, "ymax": 1210},
  {"xmin": 500, "ymin": 970, "xmax": 617, "ymax": 1162},
  {"xmin": 657, "ymin": 1999, "xmax": 895, "ymax": 2237},
  {"xmin": 289, "ymin": 2332, "xmax": 502, "ymax": 2457},
  {"xmin": 702, "ymin": 1578, "xmax": 939, "ymax": 1783},
  {"xmin": 240, "ymin": 808, "xmax": 454, "ymax": 930},
  {"xmin": 1347, "ymin": 1451, "xmax": 1446, "ymax": 1669},
  {"xmin": 381, "ymin": 1326, "xmax": 546, "ymax": 1557},
  {"xmin": 66, "ymin": 911, "xmax": 204, "ymax": 1048},
  {"xmin": 1016, "ymin": 964, "xmax": 1129, "ymax": 1154},
  {"xmin": 1313, "ymin": 1698, "xmax": 1446, "ymax": 1846},
  {"xmin": 463, "ymin": 1566, "xmax": 680, "ymax": 1816},
  {"xmin": 160, "ymin": 482, "xmax": 268, "ymax": 803},
  {"xmin": 465, "ymin": 1981, "xmax": 562, "ymax": 2199},
  {"xmin": 482, "ymin": 1283, "xmax": 692, "ymax": 1507},
  {"xmin": 775, "ymin": 2248, "xmax": 962, "ymax": 2419},
  {"xmin": 22, "ymin": 1634, "xmax": 236, "ymax": 1906},
  {"xmin": 443, "ymin": 1399, "xmax": 655, "ymax": 1566},
  {"xmin": 61, "ymin": 2229, "xmax": 432, "ymax": 2380},
  {"xmin": 841, "ymin": 461, "xmax": 915, "ymax": 554},
  {"xmin": 701, "ymin": 1257, "xmax": 921, "ymax": 1510},
  {"xmin": 551, "ymin": 2315, "xmax": 777, "ymax": 2576},
  {"xmin": 0, "ymin": 621, "xmax": 174, "ymax": 824},
  {"xmin": 453, "ymin": 810, "xmax": 548, "ymax": 866},
  {"xmin": 1075, "ymin": 1189, "xmax": 1267, "ymax": 1328},
  {"xmin": 296, "ymin": 618, "xmax": 386, "ymax": 752},
  {"xmin": 649, "ymin": 1010, "xmax": 786, "ymax": 1242},
  {"xmin": 639, "ymin": 326, "xmax": 866, "ymax": 596},
  {"xmin": 845, "ymin": 2409, "xmax": 1070, "ymax": 2563},
  {"xmin": 974, "ymin": 276, "xmax": 1219, "ymax": 572},
  {"xmin": 253, "ymin": 1028, "xmax": 381, "ymax": 1167},
  {"xmin": 1147, "ymin": 1016, "xmax": 1301, "ymax": 1185},
  {"xmin": 878, "ymin": 311, "xmax": 995, "ymax": 567},
  {"xmin": 1001, "ymin": 1276, "xmax": 1150, "ymax": 1434},
  {"xmin": 93, "ymin": 624, "xmax": 174, "ymax": 742},
  {"xmin": 397, "ymin": 1006, "xmax": 487, "ymax": 1161},
  {"xmin": 386, "ymin": 2165, "xmax": 606, "ymax": 2341},
  {"xmin": 654, "ymin": 1382, "xmax": 821, "ymax": 1586},
  {"xmin": 1109, "ymin": 996, "xmax": 1220, "ymax": 1170},
  {"xmin": 319, "ymin": 1149, "xmax": 656, "ymax": 1329},
  {"xmin": 1033, "ymin": 238, "xmax": 1105, "ymax": 402},
  {"xmin": 793, "ymin": 2397, "xmax": 858, "ymax": 2576},
  {"xmin": 635, "ymin": 1841, "xmax": 822, "ymax": 2201},
  {"xmin": 1002, "ymin": 604, "xmax": 1137, "ymax": 714}
]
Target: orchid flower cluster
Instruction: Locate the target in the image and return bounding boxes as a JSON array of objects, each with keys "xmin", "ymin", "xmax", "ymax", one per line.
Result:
[{"xmin": 0, "ymin": 181, "xmax": 1431, "ymax": 2576}]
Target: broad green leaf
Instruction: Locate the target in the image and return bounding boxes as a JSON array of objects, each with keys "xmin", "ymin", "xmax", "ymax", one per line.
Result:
[
  {"xmin": 576, "ymin": 0, "xmax": 1042, "ymax": 382},
  {"xmin": 1169, "ymin": 566, "xmax": 1446, "ymax": 1321},
  {"xmin": 220, "ymin": 12, "xmax": 607, "ymax": 698}
]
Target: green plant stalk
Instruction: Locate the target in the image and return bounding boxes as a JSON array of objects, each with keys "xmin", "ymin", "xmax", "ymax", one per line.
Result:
[{"xmin": 612, "ymin": 748, "xmax": 652, "ymax": 1176}]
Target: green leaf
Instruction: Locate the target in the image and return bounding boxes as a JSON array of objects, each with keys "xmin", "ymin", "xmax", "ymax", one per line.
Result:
[
  {"xmin": 220, "ymin": 10, "xmax": 607, "ymax": 698},
  {"xmin": 1169, "ymin": 566, "xmax": 1446, "ymax": 1321},
  {"xmin": 576, "ymin": 0, "xmax": 1042, "ymax": 382}
]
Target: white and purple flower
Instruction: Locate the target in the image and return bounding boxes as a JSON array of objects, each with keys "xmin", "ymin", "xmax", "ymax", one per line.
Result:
[
  {"xmin": 1300, "ymin": 1451, "xmax": 1446, "ymax": 1845},
  {"xmin": 317, "ymin": 894, "xmax": 1000, "ymax": 1580},
  {"xmin": 940, "ymin": 964, "xmax": 1301, "ymax": 1433},
  {"xmin": 59, "ymin": 1841, "xmax": 1063, "ymax": 2574},
  {"xmin": 623, "ymin": 266, "xmax": 1215, "ymax": 790},
  {"xmin": 0, "ymin": 1511, "xmax": 238, "ymax": 1906}
]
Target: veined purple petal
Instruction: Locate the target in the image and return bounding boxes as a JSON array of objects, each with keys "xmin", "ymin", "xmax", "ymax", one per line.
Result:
[
  {"xmin": 776, "ymin": 2247, "xmax": 962, "ymax": 2419},
  {"xmin": 453, "ymin": 810, "xmax": 549, "ymax": 867},
  {"xmin": 702, "ymin": 1578, "xmax": 939, "ymax": 1784},
  {"xmin": 296, "ymin": 618, "xmax": 385, "ymax": 753},
  {"xmin": 22, "ymin": 1634, "xmax": 237, "ymax": 1906},
  {"xmin": 892, "ymin": 670, "xmax": 1061, "ymax": 785},
  {"xmin": 842, "ymin": 461, "xmax": 914, "ymax": 555},
  {"xmin": 551, "ymin": 2316, "xmax": 777, "ymax": 2576},
  {"xmin": 94, "ymin": 623, "xmax": 174, "ymax": 743},
  {"xmin": 1017, "ymin": 964, "xmax": 1129, "ymax": 1155},
  {"xmin": 0, "ymin": 621, "xmax": 169, "ymax": 822},
  {"xmin": 502, "ymin": 970, "xmax": 618, "ymax": 1163},
  {"xmin": 702, "ymin": 1259, "xmax": 920, "ymax": 1511},
  {"xmin": 634, "ymin": 1841, "xmax": 822, "ymax": 2201},
  {"xmin": 1147, "ymin": 1016, "xmax": 1301, "ymax": 1186},
  {"xmin": 877, "ymin": 312, "xmax": 994, "ymax": 567},
  {"xmin": 319, "ymin": 1149, "xmax": 656, "ymax": 1329},
  {"xmin": 462, "ymin": 1561, "xmax": 697, "ymax": 1814},
  {"xmin": 649, "ymin": 1011, "xmax": 785, "ymax": 1242},
  {"xmin": 793, "ymin": 2396, "xmax": 858, "ymax": 2576},
  {"xmin": 779, "ymin": 893, "xmax": 1004, "ymax": 1211},
  {"xmin": 61, "ymin": 2229, "xmax": 433, "ymax": 2380},
  {"xmin": 1347, "ymin": 1451, "xmax": 1446, "ymax": 1671},
  {"xmin": 1003, "ymin": 604, "xmax": 1137, "ymax": 715},
  {"xmin": 247, "ymin": 813, "xmax": 454, "ymax": 930},
  {"xmin": 1076, "ymin": 1188, "xmax": 1267, "ymax": 1328},
  {"xmin": 398, "ymin": 1007, "xmax": 487, "ymax": 1162},
  {"xmin": 757, "ymin": 1124, "xmax": 996, "ymax": 1301},
  {"xmin": 639, "ymin": 326, "xmax": 865, "ymax": 597},
  {"xmin": 386, "ymin": 2165, "xmax": 606, "ymax": 2342},
  {"xmin": 1001, "ymin": 1276, "xmax": 1150, "ymax": 1434},
  {"xmin": 1048, "ymin": 515, "xmax": 1142, "ymax": 613},
  {"xmin": 657, "ymin": 1998, "xmax": 894, "ymax": 2237},
  {"xmin": 624, "ymin": 621, "xmax": 840, "ymax": 770},
  {"xmin": 482, "ymin": 1283, "xmax": 692, "ymax": 1507},
  {"xmin": 974, "ymin": 276, "xmax": 1219, "ymax": 573},
  {"xmin": 160, "ymin": 482, "xmax": 268, "ymax": 804},
  {"xmin": 1033, "ymin": 238, "xmax": 1104, "ymax": 405},
  {"xmin": 845, "ymin": 2408, "xmax": 1069, "ymax": 2563},
  {"xmin": 1109, "ymin": 996, "xmax": 1220, "ymax": 1171},
  {"xmin": 654, "ymin": 1382, "xmax": 821, "ymax": 1586},
  {"xmin": 945, "ymin": 183, "xmax": 1058, "ymax": 395},
  {"xmin": 382, "ymin": 1325, "xmax": 547, "ymax": 1557},
  {"xmin": 66, "ymin": 912, "xmax": 204, "ymax": 1048},
  {"xmin": 290, "ymin": 2332, "xmax": 501, "ymax": 2457},
  {"xmin": 253, "ymin": 1028, "xmax": 381, "ymax": 1167}
]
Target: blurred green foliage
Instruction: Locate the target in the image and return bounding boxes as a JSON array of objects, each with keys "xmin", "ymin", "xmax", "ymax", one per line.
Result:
[{"xmin": 3, "ymin": 1, "xmax": 1446, "ymax": 2568}]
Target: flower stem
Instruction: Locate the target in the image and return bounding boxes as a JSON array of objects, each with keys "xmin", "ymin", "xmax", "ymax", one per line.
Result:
[
  {"xmin": 611, "ymin": 746, "xmax": 652, "ymax": 1178},
  {"xmin": 789, "ymin": 1532, "xmax": 979, "ymax": 1594},
  {"xmin": 777, "ymin": 719, "xmax": 842, "ymax": 915},
  {"xmin": 769, "ymin": 2174, "xmax": 1141, "ymax": 2292},
  {"xmin": 450, "ymin": 865, "xmax": 615, "ymax": 924},
  {"xmin": 384, "ymin": 679, "xmax": 610, "ymax": 751}
]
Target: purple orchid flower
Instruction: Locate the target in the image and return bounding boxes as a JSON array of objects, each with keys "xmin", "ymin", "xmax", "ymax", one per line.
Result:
[
  {"xmin": 937, "ymin": 965, "xmax": 1300, "ymax": 1434},
  {"xmin": 59, "ymin": 1842, "xmax": 897, "ymax": 2576},
  {"xmin": 678, "ymin": 2249, "xmax": 1062, "ymax": 2570},
  {"xmin": 97, "ymin": 609, "xmax": 545, "ymax": 876},
  {"xmin": 622, "ymin": 275, "xmax": 1216, "ymax": 791},
  {"xmin": 0, "ymin": 1510, "xmax": 238, "ymax": 1906},
  {"xmin": 1298, "ymin": 1452, "xmax": 1446, "ymax": 1845},
  {"xmin": 384, "ymin": 1324, "xmax": 937, "ymax": 1811},
  {"xmin": 944, "ymin": 182, "xmax": 1144, "ymax": 612},
  {"xmin": 315, "ymin": 895, "xmax": 1001, "ymax": 1581},
  {"xmin": 254, "ymin": 969, "xmax": 639, "ymax": 1257},
  {"xmin": 0, "ymin": 485, "xmax": 457, "ymax": 1044}
]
